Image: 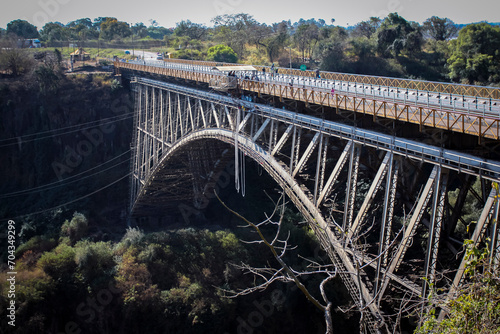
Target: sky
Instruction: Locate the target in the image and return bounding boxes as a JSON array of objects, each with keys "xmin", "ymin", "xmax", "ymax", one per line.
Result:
[{"xmin": 1, "ymin": 0, "xmax": 499, "ymax": 30}]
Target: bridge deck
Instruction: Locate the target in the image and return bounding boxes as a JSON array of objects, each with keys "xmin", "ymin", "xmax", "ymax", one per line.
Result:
[{"xmin": 115, "ymin": 60, "xmax": 500, "ymax": 141}]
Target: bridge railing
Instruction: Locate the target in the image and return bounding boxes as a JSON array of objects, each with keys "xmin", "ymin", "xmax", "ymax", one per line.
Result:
[
  {"xmin": 155, "ymin": 58, "xmax": 500, "ymax": 99},
  {"xmin": 118, "ymin": 62, "xmax": 500, "ymax": 139},
  {"xmin": 119, "ymin": 59, "xmax": 500, "ymax": 115}
]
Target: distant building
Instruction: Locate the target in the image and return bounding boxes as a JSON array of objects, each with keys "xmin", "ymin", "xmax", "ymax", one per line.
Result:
[
  {"xmin": 70, "ymin": 48, "xmax": 90, "ymax": 61},
  {"xmin": 17, "ymin": 39, "xmax": 41, "ymax": 48}
]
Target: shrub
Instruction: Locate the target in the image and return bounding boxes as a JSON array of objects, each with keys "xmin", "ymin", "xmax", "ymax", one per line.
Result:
[
  {"xmin": 75, "ymin": 240, "xmax": 116, "ymax": 287},
  {"xmin": 206, "ymin": 44, "xmax": 238, "ymax": 63},
  {"xmin": 37, "ymin": 243, "xmax": 76, "ymax": 279},
  {"xmin": 60, "ymin": 212, "xmax": 88, "ymax": 245}
]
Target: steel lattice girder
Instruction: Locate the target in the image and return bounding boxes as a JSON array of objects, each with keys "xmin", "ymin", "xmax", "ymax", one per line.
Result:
[{"xmin": 129, "ymin": 78, "xmax": 500, "ymax": 334}]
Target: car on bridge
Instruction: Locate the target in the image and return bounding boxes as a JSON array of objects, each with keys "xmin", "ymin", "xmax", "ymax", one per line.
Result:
[{"xmin": 209, "ymin": 65, "xmax": 257, "ymax": 92}]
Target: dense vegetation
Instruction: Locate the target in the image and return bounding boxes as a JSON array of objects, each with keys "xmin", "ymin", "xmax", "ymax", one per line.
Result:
[
  {"xmin": 2, "ymin": 14, "xmax": 500, "ymax": 85},
  {"xmin": 1, "ymin": 12, "xmax": 500, "ymax": 334},
  {"xmin": 416, "ymin": 238, "xmax": 500, "ymax": 333}
]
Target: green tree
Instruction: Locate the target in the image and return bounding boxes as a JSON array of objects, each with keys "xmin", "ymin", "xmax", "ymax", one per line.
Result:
[
  {"xmin": 38, "ymin": 243, "xmax": 77, "ymax": 279},
  {"xmin": 249, "ymin": 21, "xmax": 289, "ymax": 63},
  {"xmin": 316, "ymin": 26, "xmax": 349, "ymax": 72},
  {"xmin": 352, "ymin": 17, "xmax": 382, "ymax": 38},
  {"xmin": 93, "ymin": 17, "xmax": 116, "ymax": 31},
  {"xmin": 294, "ymin": 23, "xmax": 320, "ymax": 61},
  {"xmin": 99, "ymin": 18, "xmax": 131, "ymax": 41},
  {"xmin": 131, "ymin": 22, "xmax": 148, "ymax": 38},
  {"xmin": 174, "ymin": 20, "xmax": 208, "ymax": 40},
  {"xmin": 6, "ymin": 19, "xmax": 39, "ymax": 38},
  {"xmin": 67, "ymin": 18, "xmax": 93, "ymax": 29},
  {"xmin": 376, "ymin": 13, "xmax": 423, "ymax": 58},
  {"xmin": 422, "ymin": 16, "xmax": 458, "ymax": 41},
  {"xmin": 35, "ymin": 64, "xmax": 61, "ymax": 95},
  {"xmin": 147, "ymin": 25, "xmax": 171, "ymax": 40},
  {"xmin": 206, "ymin": 44, "xmax": 238, "ymax": 63},
  {"xmin": 212, "ymin": 13, "xmax": 259, "ymax": 57},
  {"xmin": 75, "ymin": 240, "xmax": 116, "ymax": 288},
  {"xmin": 39, "ymin": 22, "xmax": 67, "ymax": 42},
  {"xmin": 0, "ymin": 47, "xmax": 35, "ymax": 76},
  {"xmin": 416, "ymin": 239, "xmax": 500, "ymax": 333},
  {"xmin": 447, "ymin": 23, "xmax": 500, "ymax": 84},
  {"xmin": 60, "ymin": 212, "xmax": 88, "ymax": 245}
]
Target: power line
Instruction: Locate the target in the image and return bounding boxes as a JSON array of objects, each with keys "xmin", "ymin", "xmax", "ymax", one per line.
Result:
[
  {"xmin": 0, "ymin": 112, "xmax": 133, "ymax": 143},
  {"xmin": 0, "ymin": 154, "xmax": 130, "ymax": 199},
  {"xmin": 1, "ymin": 172, "xmax": 131, "ymax": 223},
  {"xmin": 1, "ymin": 150, "xmax": 130, "ymax": 197},
  {"xmin": 0, "ymin": 113, "xmax": 134, "ymax": 148}
]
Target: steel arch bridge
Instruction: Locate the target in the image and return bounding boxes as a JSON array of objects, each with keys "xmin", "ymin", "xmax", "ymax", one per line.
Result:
[{"xmin": 129, "ymin": 77, "xmax": 500, "ymax": 333}]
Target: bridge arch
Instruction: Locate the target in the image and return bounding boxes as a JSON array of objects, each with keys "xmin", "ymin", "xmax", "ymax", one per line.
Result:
[
  {"xmin": 130, "ymin": 127, "xmax": 384, "ymax": 327},
  {"xmin": 128, "ymin": 77, "xmax": 500, "ymax": 333}
]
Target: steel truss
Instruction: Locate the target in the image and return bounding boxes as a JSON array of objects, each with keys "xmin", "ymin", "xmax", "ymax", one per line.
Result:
[{"xmin": 130, "ymin": 77, "xmax": 500, "ymax": 333}]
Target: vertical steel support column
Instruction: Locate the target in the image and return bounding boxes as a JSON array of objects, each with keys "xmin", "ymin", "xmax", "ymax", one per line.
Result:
[
  {"xmin": 143, "ymin": 86, "xmax": 151, "ymax": 178},
  {"xmin": 422, "ymin": 168, "xmax": 448, "ymax": 300},
  {"xmin": 177, "ymin": 93, "xmax": 184, "ymax": 138},
  {"xmin": 289, "ymin": 126, "xmax": 297, "ymax": 173},
  {"xmin": 167, "ymin": 91, "xmax": 173, "ymax": 143},
  {"xmin": 374, "ymin": 153, "xmax": 395, "ymax": 301},
  {"xmin": 383, "ymin": 160, "xmax": 399, "ymax": 267},
  {"xmin": 161, "ymin": 90, "xmax": 167, "ymax": 153},
  {"xmin": 294, "ymin": 128, "xmax": 302, "ymax": 169},
  {"xmin": 343, "ymin": 143, "xmax": 360, "ymax": 236},
  {"xmin": 272, "ymin": 121, "xmax": 278, "ymax": 150},
  {"xmin": 378, "ymin": 165, "xmax": 439, "ymax": 302},
  {"xmin": 152, "ymin": 87, "xmax": 158, "ymax": 166},
  {"xmin": 491, "ymin": 197, "xmax": 500, "ymax": 271},
  {"xmin": 249, "ymin": 110, "xmax": 256, "ymax": 139},
  {"xmin": 318, "ymin": 136, "xmax": 329, "ymax": 198},
  {"xmin": 268, "ymin": 119, "xmax": 275, "ymax": 151},
  {"xmin": 313, "ymin": 134, "xmax": 324, "ymax": 205}
]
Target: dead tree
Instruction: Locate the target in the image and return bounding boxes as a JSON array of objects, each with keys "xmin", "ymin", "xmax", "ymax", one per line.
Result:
[{"xmin": 216, "ymin": 192, "xmax": 337, "ymax": 334}]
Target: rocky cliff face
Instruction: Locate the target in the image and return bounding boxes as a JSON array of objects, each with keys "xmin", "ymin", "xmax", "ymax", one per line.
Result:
[{"xmin": 0, "ymin": 71, "xmax": 133, "ymax": 240}]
